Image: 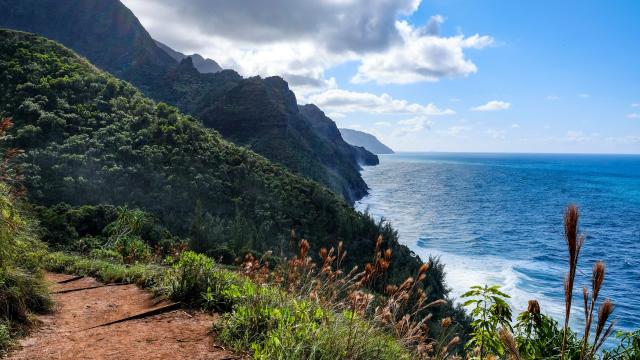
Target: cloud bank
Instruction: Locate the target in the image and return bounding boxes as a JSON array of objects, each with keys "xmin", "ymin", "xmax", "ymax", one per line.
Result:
[{"xmin": 122, "ymin": 0, "xmax": 492, "ymax": 92}]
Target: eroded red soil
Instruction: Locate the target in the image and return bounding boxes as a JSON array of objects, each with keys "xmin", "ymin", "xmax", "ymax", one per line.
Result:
[{"xmin": 9, "ymin": 273, "xmax": 240, "ymax": 360}]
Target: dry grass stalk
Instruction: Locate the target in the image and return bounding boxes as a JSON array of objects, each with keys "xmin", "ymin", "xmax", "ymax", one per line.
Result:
[
  {"xmin": 499, "ymin": 328, "xmax": 521, "ymax": 360},
  {"xmin": 240, "ymin": 237, "xmax": 457, "ymax": 359},
  {"xmin": 591, "ymin": 299, "xmax": 615, "ymax": 357},
  {"xmin": 562, "ymin": 204, "xmax": 585, "ymax": 357},
  {"xmin": 580, "ymin": 261, "xmax": 606, "ymax": 358}
]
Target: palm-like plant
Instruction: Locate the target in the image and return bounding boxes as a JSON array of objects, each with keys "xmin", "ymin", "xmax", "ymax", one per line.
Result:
[{"xmin": 462, "ymin": 284, "xmax": 512, "ymax": 359}]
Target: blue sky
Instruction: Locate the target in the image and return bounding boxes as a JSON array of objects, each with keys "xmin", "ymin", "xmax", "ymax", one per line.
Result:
[{"xmin": 125, "ymin": 0, "xmax": 640, "ymax": 153}]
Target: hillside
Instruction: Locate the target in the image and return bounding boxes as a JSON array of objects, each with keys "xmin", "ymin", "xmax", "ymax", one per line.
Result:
[
  {"xmin": 0, "ymin": 29, "xmax": 438, "ymax": 294},
  {"xmin": 340, "ymin": 128, "xmax": 395, "ymax": 154},
  {"xmin": 155, "ymin": 40, "xmax": 223, "ymax": 74},
  {"xmin": 0, "ymin": 0, "xmax": 375, "ymax": 203},
  {"xmin": 300, "ymin": 104, "xmax": 379, "ymax": 166}
]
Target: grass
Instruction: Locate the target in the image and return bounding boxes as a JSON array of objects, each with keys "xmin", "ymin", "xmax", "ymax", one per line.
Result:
[
  {"xmin": 42, "ymin": 252, "xmax": 164, "ymax": 288},
  {"xmin": 42, "ymin": 250, "xmax": 420, "ymax": 360},
  {"xmin": 0, "ymin": 176, "xmax": 53, "ymax": 355},
  {"xmin": 0, "ymin": 321, "xmax": 11, "ymax": 356}
]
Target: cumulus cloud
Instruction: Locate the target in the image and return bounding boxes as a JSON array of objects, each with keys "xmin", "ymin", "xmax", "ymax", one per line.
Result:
[
  {"xmin": 470, "ymin": 100, "xmax": 511, "ymax": 112},
  {"xmin": 122, "ymin": 0, "xmax": 492, "ymax": 91},
  {"xmin": 123, "ymin": 0, "xmax": 419, "ymax": 52},
  {"xmin": 352, "ymin": 20, "xmax": 494, "ymax": 84},
  {"xmin": 306, "ymin": 89, "xmax": 455, "ymax": 116},
  {"xmin": 391, "ymin": 117, "xmax": 432, "ymax": 137}
]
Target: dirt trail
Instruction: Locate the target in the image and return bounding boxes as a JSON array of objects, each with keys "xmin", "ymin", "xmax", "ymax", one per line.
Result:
[{"xmin": 9, "ymin": 273, "xmax": 241, "ymax": 360}]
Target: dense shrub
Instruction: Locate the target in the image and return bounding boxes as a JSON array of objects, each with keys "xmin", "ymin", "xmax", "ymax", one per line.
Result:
[
  {"xmin": 0, "ymin": 181, "xmax": 51, "ymax": 353},
  {"xmin": 218, "ymin": 288, "xmax": 413, "ymax": 360},
  {"xmin": 160, "ymin": 251, "xmax": 248, "ymax": 311},
  {"xmin": 0, "ymin": 321, "xmax": 10, "ymax": 356}
]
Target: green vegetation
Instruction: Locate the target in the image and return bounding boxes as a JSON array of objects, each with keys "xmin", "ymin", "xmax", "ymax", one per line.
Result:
[
  {"xmin": 43, "ymin": 252, "xmax": 162, "ymax": 287},
  {"xmin": 0, "ymin": 117, "xmax": 51, "ymax": 355},
  {"xmin": 0, "ymin": 182, "xmax": 51, "ymax": 354},
  {"xmin": 460, "ymin": 205, "xmax": 638, "ymax": 360},
  {"xmin": 0, "ymin": 29, "xmax": 423, "ymax": 285},
  {"xmin": 0, "ymin": 0, "xmax": 377, "ymax": 203},
  {"xmin": 41, "ymin": 249, "xmax": 432, "ymax": 359},
  {"xmin": 33, "ymin": 204, "xmax": 184, "ymax": 258},
  {"xmin": 5, "ymin": 20, "xmax": 638, "ymax": 360},
  {"xmin": 0, "ymin": 28, "xmax": 464, "ymax": 344},
  {"xmin": 461, "ymin": 285, "xmax": 512, "ymax": 357}
]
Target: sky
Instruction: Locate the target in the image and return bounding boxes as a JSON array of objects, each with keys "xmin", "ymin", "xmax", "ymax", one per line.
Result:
[{"xmin": 122, "ymin": 0, "xmax": 640, "ymax": 154}]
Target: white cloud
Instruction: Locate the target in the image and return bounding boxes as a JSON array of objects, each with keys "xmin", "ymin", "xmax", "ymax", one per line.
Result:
[
  {"xmin": 632, "ymin": 103, "xmax": 640, "ymax": 108},
  {"xmin": 546, "ymin": 95, "xmax": 560, "ymax": 101},
  {"xmin": 511, "ymin": 123, "xmax": 520, "ymax": 128},
  {"xmin": 352, "ymin": 19, "xmax": 493, "ymax": 84},
  {"xmin": 392, "ymin": 117, "xmax": 432, "ymax": 137},
  {"xmin": 326, "ymin": 112, "xmax": 346, "ymax": 119},
  {"xmin": 627, "ymin": 113, "xmax": 640, "ymax": 119},
  {"xmin": 578, "ymin": 93, "xmax": 590, "ymax": 98},
  {"xmin": 470, "ymin": 100, "xmax": 511, "ymax": 112},
  {"xmin": 307, "ymin": 89, "xmax": 455, "ymax": 116},
  {"xmin": 122, "ymin": 0, "xmax": 492, "ymax": 92}
]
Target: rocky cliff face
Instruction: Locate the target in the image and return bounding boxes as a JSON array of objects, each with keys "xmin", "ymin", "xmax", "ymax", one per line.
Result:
[
  {"xmin": 299, "ymin": 104, "xmax": 379, "ymax": 167},
  {"xmin": 155, "ymin": 40, "xmax": 223, "ymax": 74}
]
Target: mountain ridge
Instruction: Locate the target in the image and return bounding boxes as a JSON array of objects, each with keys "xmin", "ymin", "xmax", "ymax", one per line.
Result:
[
  {"xmin": 0, "ymin": 29, "xmax": 424, "ymax": 286},
  {"xmin": 155, "ymin": 40, "xmax": 223, "ymax": 74},
  {"xmin": 0, "ymin": 0, "xmax": 376, "ymax": 203}
]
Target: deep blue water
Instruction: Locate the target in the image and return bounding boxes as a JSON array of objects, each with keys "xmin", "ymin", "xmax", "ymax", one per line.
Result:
[{"xmin": 356, "ymin": 152, "xmax": 640, "ymax": 334}]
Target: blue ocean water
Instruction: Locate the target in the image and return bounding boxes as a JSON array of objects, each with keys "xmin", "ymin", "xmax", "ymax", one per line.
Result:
[{"xmin": 356, "ymin": 152, "xmax": 640, "ymax": 334}]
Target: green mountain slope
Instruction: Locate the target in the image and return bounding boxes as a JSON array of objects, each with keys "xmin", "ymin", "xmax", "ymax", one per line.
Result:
[
  {"xmin": 0, "ymin": 0, "xmax": 376, "ymax": 203},
  {"xmin": 300, "ymin": 104, "xmax": 379, "ymax": 166},
  {"xmin": 0, "ymin": 29, "xmax": 422, "ymax": 284}
]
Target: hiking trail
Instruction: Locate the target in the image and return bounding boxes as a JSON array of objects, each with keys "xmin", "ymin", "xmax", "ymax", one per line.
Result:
[{"xmin": 9, "ymin": 273, "xmax": 241, "ymax": 360}]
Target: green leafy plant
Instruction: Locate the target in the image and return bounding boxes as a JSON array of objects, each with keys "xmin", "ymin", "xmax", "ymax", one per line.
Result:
[
  {"xmin": 513, "ymin": 299, "xmax": 582, "ymax": 359},
  {"xmin": 462, "ymin": 285, "xmax": 512, "ymax": 359},
  {"xmin": 603, "ymin": 330, "xmax": 640, "ymax": 359},
  {"xmin": 0, "ymin": 320, "xmax": 11, "ymax": 354},
  {"xmin": 161, "ymin": 251, "xmax": 246, "ymax": 310}
]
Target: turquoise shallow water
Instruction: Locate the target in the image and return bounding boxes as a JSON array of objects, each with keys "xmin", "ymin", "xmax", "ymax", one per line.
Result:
[{"xmin": 356, "ymin": 152, "xmax": 640, "ymax": 334}]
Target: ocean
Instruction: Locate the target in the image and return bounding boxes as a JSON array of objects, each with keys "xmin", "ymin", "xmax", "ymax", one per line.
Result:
[{"xmin": 356, "ymin": 152, "xmax": 640, "ymax": 334}]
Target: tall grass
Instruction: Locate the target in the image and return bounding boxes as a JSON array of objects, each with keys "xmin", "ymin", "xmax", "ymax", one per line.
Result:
[
  {"xmin": 228, "ymin": 237, "xmax": 461, "ymax": 359},
  {"xmin": 0, "ymin": 178, "xmax": 52, "ymax": 354}
]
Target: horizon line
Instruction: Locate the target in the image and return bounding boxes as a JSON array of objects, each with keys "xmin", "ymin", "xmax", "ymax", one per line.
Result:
[{"xmin": 387, "ymin": 150, "xmax": 640, "ymax": 156}]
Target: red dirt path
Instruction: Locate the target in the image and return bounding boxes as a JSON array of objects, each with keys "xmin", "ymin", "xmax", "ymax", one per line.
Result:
[{"xmin": 8, "ymin": 273, "xmax": 241, "ymax": 360}]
